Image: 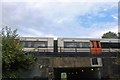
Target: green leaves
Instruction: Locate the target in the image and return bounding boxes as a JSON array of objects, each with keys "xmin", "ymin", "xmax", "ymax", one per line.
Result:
[
  {"xmin": 1, "ymin": 26, "xmax": 36, "ymax": 78},
  {"xmin": 102, "ymin": 31, "xmax": 118, "ymax": 39}
]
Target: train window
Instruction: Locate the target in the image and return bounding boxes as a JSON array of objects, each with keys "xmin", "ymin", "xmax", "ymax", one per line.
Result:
[
  {"xmin": 34, "ymin": 41, "xmax": 48, "ymax": 48},
  {"xmin": 91, "ymin": 41, "xmax": 94, "ymax": 48},
  {"xmin": 82, "ymin": 42, "xmax": 90, "ymax": 48},
  {"xmin": 110, "ymin": 43, "xmax": 119, "ymax": 48},
  {"xmin": 64, "ymin": 42, "xmax": 90, "ymax": 48},
  {"xmin": 28, "ymin": 42, "xmax": 32, "ymax": 48},
  {"xmin": 64, "ymin": 42, "xmax": 76, "ymax": 48},
  {"xmin": 21, "ymin": 41, "xmax": 31, "ymax": 48},
  {"xmin": 77, "ymin": 42, "xmax": 83, "ymax": 47},
  {"xmin": 20, "ymin": 41, "xmax": 33, "ymax": 48},
  {"xmin": 20, "ymin": 41, "xmax": 48, "ymax": 48},
  {"xmin": 20, "ymin": 41, "xmax": 25, "ymax": 47},
  {"xmin": 101, "ymin": 42, "xmax": 109, "ymax": 48},
  {"xmin": 31, "ymin": 42, "xmax": 34, "ymax": 47},
  {"xmin": 101, "ymin": 42, "xmax": 120, "ymax": 48},
  {"xmin": 96, "ymin": 41, "xmax": 100, "ymax": 48}
]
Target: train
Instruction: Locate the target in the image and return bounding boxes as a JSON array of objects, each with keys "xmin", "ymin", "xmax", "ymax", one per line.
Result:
[{"xmin": 19, "ymin": 37, "xmax": 120, "ymax": 54}]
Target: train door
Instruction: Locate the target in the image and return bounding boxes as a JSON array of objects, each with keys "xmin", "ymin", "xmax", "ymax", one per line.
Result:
[
  {"xmin": 90, "ymin": 40, "xmax": 102, "ymax": 54},
  {"xmin": 96, "ymin": 41, "xmax": 102, "ymax": 54}
]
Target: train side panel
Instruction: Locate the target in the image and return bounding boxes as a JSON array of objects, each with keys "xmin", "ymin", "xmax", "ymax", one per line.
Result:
[
  {"xmin": 100, "ymin": 39, "xmax": 120, "ymax": 52},
  {"xmin": 20, "ymin": 37, "xmax": 54, "ymax": 52},
  {"xmin": 57, "ymin": 38, "xmax": 90, "ymax": 52}
]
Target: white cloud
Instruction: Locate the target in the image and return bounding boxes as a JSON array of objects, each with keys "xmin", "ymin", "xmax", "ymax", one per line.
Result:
[
  {"xmin": 103, "ymin": 8, "xmax": 107, "ymax": 11},
  {"xmin": 85, "ymin": 23, "xmax": 118, "ymax": 38},
  {"xmin": 2, "ymin": 1, "xmax": 118, "ymax": 38},
  {"xmin": 2, "ymin": 0, "xmax": 119, "ymax": 2},
  {"xmin": 44, "ymin": 34, "xmax": 58, "ymax": 40},
  {"xmin": 98, "ymin": 13, "xmax": 106, "ymax": 18},
  {"xmin": 2, "ymin": 2, "xmax": 98, "ymax": 28},
  {"xmin": 97, "ymin": 26, "xmax": 118, "ymax": 38},
  {"xmin": 111, "ymin": 15, "xmax": 118, "ymax": 20},
  {"xmin": 18, "ymin": 27, "xmax": 44, "ymax": 37}
]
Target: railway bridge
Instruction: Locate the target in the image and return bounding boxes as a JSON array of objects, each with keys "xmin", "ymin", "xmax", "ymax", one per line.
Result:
[{"xmin": 21, "ymin": 52, "xmax": 120, "ymax": 80}]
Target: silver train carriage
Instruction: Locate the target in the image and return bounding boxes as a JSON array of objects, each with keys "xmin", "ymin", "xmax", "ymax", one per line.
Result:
[
  {"xmin": 57, "ymin": 38, "xmax": 120, "ymax": 53},
  {"xmin": 19, "ymin": 37, "xmax": 120, "ymax": 53},
  {"xmin": 19, "ymin": 37, "xmax": 54, "ymax": 52}
]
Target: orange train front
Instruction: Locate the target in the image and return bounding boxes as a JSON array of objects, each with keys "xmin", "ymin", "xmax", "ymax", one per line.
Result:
[{"xmin": 90, "ymin": 40, "xmax": 102, "ymax": 54}]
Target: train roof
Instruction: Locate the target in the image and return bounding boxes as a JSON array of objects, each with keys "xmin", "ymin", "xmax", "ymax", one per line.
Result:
[
  {"xmin": 17, "ymin": 37, "xmax": 120, "ymax": 42},
  {"xmin": 19, "ymin": 37, "xmax": 54, "ymax": 39},
  {"xmin": 57, "ymin": 37, "xmax": 120, "ymax": 40}
]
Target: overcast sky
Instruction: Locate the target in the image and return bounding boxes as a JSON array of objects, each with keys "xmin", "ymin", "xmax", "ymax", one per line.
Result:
[{"xmin": 1, "ymin": 0, "xmax": 119, "ymax": 39}]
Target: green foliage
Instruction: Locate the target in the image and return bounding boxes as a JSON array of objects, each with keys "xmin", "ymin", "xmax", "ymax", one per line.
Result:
[
  {"xmin": 102, "ymin": 31, "xmax": 118, "ymax": 39},
  {"xmin": 1, "ymin": 26, "xmax": 36, "ymax": 78}
]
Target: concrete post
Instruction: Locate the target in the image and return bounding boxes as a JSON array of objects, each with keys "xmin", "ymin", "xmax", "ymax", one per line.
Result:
[{"xmin": 98, "ymin": 68, "xmax": 101, "ymax": 80}]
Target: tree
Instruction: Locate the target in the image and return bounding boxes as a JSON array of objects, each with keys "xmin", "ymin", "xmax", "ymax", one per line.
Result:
[
  {"xmin": 102, "ymin": 31, "xmax": 118, "ymax": 39},
  {"xmin": 1, "ymin": 26, "xmax": 36, "ymax": 78}
]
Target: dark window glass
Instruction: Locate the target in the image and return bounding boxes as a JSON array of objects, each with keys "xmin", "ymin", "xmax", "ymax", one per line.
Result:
[
  {"xmin": 92, "ymin": 58, "xmax": 98, "ymax": 65},
  {"xmin": 110, "ymin": 43, "xmax": 120, "ymax": 48},
  {"xmin": 34, "ymin": 41, "xmax": 47, "ymax": 48},
  {"xmin": 96, "ymin": 41, "xmax": 100, "ymax": 48},
  {"xmin": 20, "ymin": 41, "xmax": 33, "ymax": 48},
  {"xmin": 101, "ymin": 42, "xmax": 120, "ymax": 48},
  {"xmin": 64, "ymin": 42, "xmax": 76, "ymax": 48},
  {"xmin": 20, "ymin": 41, "xmax": 48, "ymax": 48},
  {"xmin": 28, "ymin": 42, "xmax": 32, "ymax": 48},
  {"xmin": 82, "ymin": 42, "xmax": 90, "ymax": 48},
  {"xmin": 101, "ymin": 42, "xmax": 109, "ymax": 48},
  {"xmin": 31, "ymin": 42, "xmax": 34, "ymax": 47},
  {"xmin": 64, "ymin": 42, "xmax": 90, "ymax": 48},
  {"xmin": 77, "ymin": 42, "xmax": 83, "ymax": 47},
  {"xmin": 91, "ymin": 41, "xmax": 94, "ymax": 48},
  {"xmin": 20, "ymin": 41, "xmax": 31, "ymax": 47},
  {"xmin": 20, "ymin": 41, "xmax": 25, "ymax": 47},
  {"xmin": 25, "ymin": 42, "xmax": 28, "ymax": 47}
]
